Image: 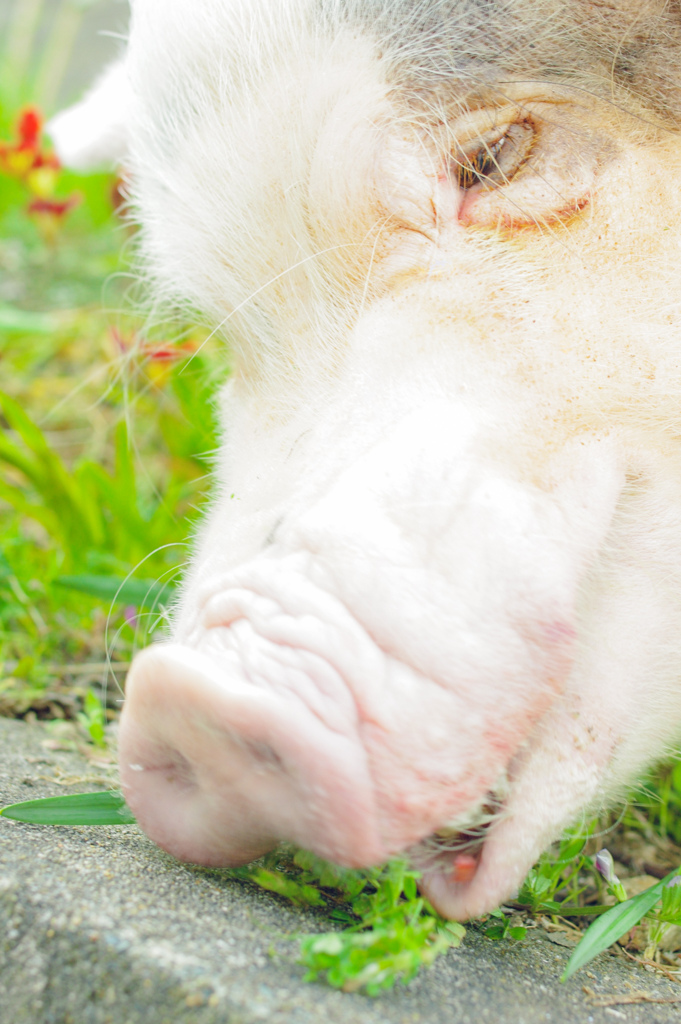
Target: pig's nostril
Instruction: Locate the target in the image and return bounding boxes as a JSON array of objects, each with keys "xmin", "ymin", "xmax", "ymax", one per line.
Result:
[
  {"xmin": 242, "ymin": 738, "xmax": 285, "ymax": 771},
  {"xmin": 146, "ymin": 749, "xmax": 198, "ymax": 794},
  {"xmin": 263, "ymin": 516, "xmax": 284, "ymax": 548}
]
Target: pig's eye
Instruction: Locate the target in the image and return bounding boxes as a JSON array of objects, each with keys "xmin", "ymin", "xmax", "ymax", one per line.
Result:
[{"xmin": 455, "ymin": 121, "xmax": 535, "ymax": 191}]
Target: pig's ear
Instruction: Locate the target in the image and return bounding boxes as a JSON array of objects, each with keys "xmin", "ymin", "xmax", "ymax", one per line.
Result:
[{"xmin": 47, "ymin": 59, "xmax": 131, "ymax": 171}]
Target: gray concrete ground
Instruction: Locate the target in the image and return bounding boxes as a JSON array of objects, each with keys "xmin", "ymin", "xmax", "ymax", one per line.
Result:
[{"xmin": 1, "ymin": 717, "xmax": 680, "ymax": 1024}]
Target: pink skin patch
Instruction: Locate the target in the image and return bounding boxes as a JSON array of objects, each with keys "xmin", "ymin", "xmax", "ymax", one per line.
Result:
[{"xmin": 542, "ymin": 620, "xmax": 578, "ymax": 645}]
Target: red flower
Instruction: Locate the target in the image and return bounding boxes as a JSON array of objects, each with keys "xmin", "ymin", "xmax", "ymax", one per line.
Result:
[
  {"xmin": 28, "ymin": 195, "xmax": 81, "ymax": 218},
  {"xmin": 17, "ymin": 108, "xmax": 42, "ymax": 153},
  {"xmin": 145, "ymin": 343, "xmax": 192, "ymax": 362},
  {"xmin": 0, "ymin": 107, "xmax": 81, "ymax": 230},
  {"xmin": 110, "ymin": 327, "xmax": 197, "ymax": 362},
  {"xmin": 0, "ymin": 107, "xmax": 59, "ymax": 176}
]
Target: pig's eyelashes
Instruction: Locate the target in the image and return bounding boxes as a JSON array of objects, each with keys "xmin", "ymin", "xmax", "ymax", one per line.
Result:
[{"xmin": 454, "ymin": 120, "xmax": 535, "ymax": 192}]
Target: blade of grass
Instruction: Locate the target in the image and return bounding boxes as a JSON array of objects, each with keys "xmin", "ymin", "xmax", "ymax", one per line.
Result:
[
  {"xmin": 561, "ymin": 868, "xmax": 680, "ymax": 981},
  {"xmin": 34, "ymin": 0, "xmax": 83, "ymax": 115},
  {"xmin": 0, "ymin": 790, "xmax": 136, "ymax": 825},
  {"xmin": 55, "ymin": 574, "xmax": 176, "ymax": 609},
  {"xmin": 0, "ymin": 305, "xmax": 55, "ymax": 333},
  {"xmin": 514, "ymin": 902, "xmax": 613, "ymax": 917},
  {"xmin": 0, "ymin": 478, "xmax": 62, "ymax": 537},
  {"xmin": 0, "ymin": 390, "xmax": 58, "ymax": 459},
  {"xmin": 2, "ymin": 0, "xmax": 46, "ymax": 95},
  {"xmin": 0, "ymin": 390, "xmax": 104, "ymax": 547}
]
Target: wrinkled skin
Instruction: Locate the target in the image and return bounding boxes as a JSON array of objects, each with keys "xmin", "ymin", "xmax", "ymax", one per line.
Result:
[{"xmin": 52, "ymin": 0, "xmax": 681, "ymax": 919}]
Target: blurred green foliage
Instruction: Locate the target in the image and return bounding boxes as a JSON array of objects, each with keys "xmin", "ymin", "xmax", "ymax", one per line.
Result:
[{"xmin": 0, "ymin": 49, "xmax": 225, "ymax": 707}]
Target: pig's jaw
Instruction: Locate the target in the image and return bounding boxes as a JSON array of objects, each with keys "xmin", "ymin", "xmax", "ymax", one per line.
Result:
[{"xmin": 119, "ymin": 540, "xmax": 595, "ymax": 917}]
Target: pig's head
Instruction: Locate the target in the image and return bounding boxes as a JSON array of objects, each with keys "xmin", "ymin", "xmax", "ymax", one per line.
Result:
[{"xmin": 52, "ymin": 0, "xmax": 681, "ymax": 918}]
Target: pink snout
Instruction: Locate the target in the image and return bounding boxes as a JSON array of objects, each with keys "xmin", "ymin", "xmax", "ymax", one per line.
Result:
[{"xmin": 118, "ymin": 643, "xmax": 386, "ymax": 868}]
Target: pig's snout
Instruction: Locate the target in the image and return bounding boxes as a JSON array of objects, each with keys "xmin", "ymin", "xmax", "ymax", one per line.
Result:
[{"xmin": 119, "ymin": 641, "xmax": 384, "ymax": 869}]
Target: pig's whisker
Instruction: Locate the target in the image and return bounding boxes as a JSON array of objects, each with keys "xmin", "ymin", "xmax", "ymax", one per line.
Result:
[
  {"xmin": 359, "ymin": 213, "xmax": 398, "ymax": 316},
  {"xmin": 103, "ymin": 547, "xmax": 187, "ymax": 706}
]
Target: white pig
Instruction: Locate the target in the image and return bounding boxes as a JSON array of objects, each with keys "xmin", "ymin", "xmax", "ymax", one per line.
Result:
[{"xmin": 50, "ymin": 0, "xmax": 681, "ymax": 920}]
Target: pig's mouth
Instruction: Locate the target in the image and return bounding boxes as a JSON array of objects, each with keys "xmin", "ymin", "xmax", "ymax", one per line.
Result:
[
  {"xmin": 399, "ymin": 770, "xmax": 509, "ymax": 913},
  {"xmin": 410, "ymin": 775, "xmax": 510, "ymax": 885}
]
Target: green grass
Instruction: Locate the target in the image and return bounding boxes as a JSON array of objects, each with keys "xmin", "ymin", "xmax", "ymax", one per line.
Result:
[
  {"xmin": 0, "ymin": 81, "xmax": 226, "ymax": 717},
  {"xmin": 0, "ymin": 20, "xmax": 680, "ymax": 996}
]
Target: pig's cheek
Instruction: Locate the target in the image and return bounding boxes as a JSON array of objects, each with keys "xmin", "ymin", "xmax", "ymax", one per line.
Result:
[{"xmin": 518, "ymin": 617, "xmax": 578, "ymax": 698}]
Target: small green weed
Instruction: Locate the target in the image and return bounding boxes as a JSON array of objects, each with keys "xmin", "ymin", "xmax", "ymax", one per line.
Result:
[
  {"xmin": 76, "ymin": 687, "xmax": 106, "ymax": 747},
  {"xmin": 628, "ymin": 761, "xmax": 681, "ymax": 847},
  {"xmin": 227, "ymin": 853, "xmax": 467, "ymax": 995},
  {"xmin": 516, "ymin": 826, "xmax": 596, "ymax": 915},
  {"xmin": 483, "ymin": 909, "xmax": 527, "ymax": 942}
]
